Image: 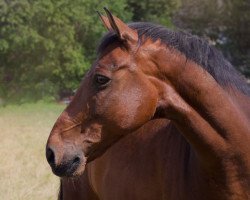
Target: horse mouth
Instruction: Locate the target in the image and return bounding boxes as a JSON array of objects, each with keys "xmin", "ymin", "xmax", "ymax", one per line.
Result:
[{"xmin": 50, "ymin": 155, "xmax": 87, "ymax": 178}]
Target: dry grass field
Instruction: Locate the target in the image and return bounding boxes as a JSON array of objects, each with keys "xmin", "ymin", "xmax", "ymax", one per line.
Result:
[{"xmin": 0, "ymin": 103, "xmax": 65, "ymax": 200}]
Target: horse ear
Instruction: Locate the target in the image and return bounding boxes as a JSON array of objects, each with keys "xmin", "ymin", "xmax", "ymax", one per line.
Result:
[
  {"xmin": 103, "ymin": 7, "xmax": 138, "ymax": 47},
  {"xmin": 97, "ymin": 11, "xmax": 112, "ymax": 31}
]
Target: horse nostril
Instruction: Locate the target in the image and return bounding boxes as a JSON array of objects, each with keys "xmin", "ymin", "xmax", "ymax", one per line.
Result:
[
  {"xmin": 46, "ymin": 147, "xmax": 55, "ymax": 166},
  {"xmin": 73, "ymin": 156, "xmax": 80, "ymax": 164}
]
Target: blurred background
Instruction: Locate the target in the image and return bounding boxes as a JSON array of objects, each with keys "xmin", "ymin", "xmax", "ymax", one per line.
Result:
[
  {"xmin": 0, "ymin": 0, "xmax": 249, "ymax": 103},
  {"xmin": 0, "ymin": 0, "xmax": 249, "ymax": 199}
]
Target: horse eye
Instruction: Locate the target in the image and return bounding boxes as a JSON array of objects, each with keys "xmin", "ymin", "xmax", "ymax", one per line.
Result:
[{"xmin": 94, "ymin": 74, "xmax": 111, "ymax": 86}]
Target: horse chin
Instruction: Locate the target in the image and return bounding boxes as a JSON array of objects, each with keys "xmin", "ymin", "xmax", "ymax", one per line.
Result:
[{"xmin": 70, "ymin": 161, "xmax": 87, "ymax": 177}]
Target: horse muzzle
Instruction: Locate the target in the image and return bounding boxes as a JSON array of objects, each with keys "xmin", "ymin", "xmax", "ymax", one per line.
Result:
[{"xmin": 46, "ymin": 145, "xmax": 87, "ymax": 177}]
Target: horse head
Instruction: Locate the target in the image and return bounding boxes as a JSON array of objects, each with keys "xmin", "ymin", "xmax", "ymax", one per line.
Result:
[{"xmin": 46, "ymin": 9, "xmax": 169, "ymax": 177}]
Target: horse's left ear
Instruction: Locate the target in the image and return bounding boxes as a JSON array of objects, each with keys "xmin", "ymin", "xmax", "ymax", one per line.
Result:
[
  {"xmin": 97, "ymin": 11, "xmax": 112, "ymax": 31},
  {"xmin": 103, "ymin": 8, "xmax": 138, "ymax": 48}
]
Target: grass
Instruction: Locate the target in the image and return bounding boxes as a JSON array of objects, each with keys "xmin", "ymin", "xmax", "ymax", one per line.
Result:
[{"xmin": 0, "ymin": 102, "xmax": 66, "ymax": 200}]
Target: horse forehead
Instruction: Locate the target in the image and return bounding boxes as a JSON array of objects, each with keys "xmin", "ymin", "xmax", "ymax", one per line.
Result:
[
  {"xmin": 98, "ymin": 46, "xmax": 132, "ymax": 66},
  {"xmin": 96, "ymin": 39, "xmax": 161, "ymax": 70}
]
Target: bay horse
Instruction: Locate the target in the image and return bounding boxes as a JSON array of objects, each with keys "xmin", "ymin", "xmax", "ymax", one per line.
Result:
[{"xmin": 46, "ymin": 8, "xmax": 250, "ymax": 200}]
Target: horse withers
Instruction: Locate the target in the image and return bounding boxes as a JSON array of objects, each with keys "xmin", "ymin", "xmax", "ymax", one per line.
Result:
[{"xmin": 46, "ymin": 9, "xmax": 250, "ymax": 200}]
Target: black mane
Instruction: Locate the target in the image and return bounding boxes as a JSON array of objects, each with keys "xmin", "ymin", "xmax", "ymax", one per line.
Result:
[{"xmin": 98, "ymin": 22, "xmax": 250, "ymax": 96}]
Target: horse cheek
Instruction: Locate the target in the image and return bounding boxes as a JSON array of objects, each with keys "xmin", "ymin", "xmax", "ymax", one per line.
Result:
[
  {"xmin": 136, "ymin": 89, "xmax": 158, "ymax": 124},
  {"xmin": 116, "ymin": 86, "xmax": 157, "ymax": 131}
]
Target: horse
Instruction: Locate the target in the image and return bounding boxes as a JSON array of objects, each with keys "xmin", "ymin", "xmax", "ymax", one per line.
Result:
[{"xmin": 46, "ymin": 8, "xmax": 250, "ymax": 200}]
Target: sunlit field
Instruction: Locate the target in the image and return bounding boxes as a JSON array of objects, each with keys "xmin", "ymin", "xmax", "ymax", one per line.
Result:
[{"xmin": 0, "ymin": 103, "xmax": 65, "ymax": 200}]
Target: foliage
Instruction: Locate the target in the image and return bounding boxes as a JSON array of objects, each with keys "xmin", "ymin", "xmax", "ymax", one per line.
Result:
[
  {"xmin": 126, "ymin": 0, "xmax": 181, "ymax": 27},
  {"xmin": 223, "ymin": 0, "xmax": 250, "ymax": 77},
  {"xmin": 174, "ymin": 0, "xmax": 250, "ymax": 78},
  {"xmin": 0, "ymin": 0, "xmax": 249, "ymax": 103},
  {"xmin": 0, "ymin": 0, "xmax": 130, "ymax": 102}
]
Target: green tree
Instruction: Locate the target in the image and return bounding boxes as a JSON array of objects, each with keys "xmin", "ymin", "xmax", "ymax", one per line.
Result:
[
  {"xmin": 0, "ymin": 0, "xmax": 130, "ymax": 102},
  {"xmin": 223, "ymin": 0, "xmax": 250, "ymax": 77},
  {"xmin": 174, "ymin": 0, "xmax": 250, "ymax": 78},
  {"xmin": 126, "ymin": 0, "xmax": 181, "ymax": 27}
]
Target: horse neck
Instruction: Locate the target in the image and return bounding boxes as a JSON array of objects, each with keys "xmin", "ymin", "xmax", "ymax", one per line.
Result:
[
  {"xmin": 150, "ymin": 45, "xmax": 250, "ymax": 120},
  {"xmin": 86, "ymin": 119, "xmax": 196, "ymax": 199},
  {"xmin": 226, "ymin": 87, "xmax": 250, "ymax": 119},
  {"xmin": 88, "ymin": 118, "xmax": 193, "ymax": 177}
]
